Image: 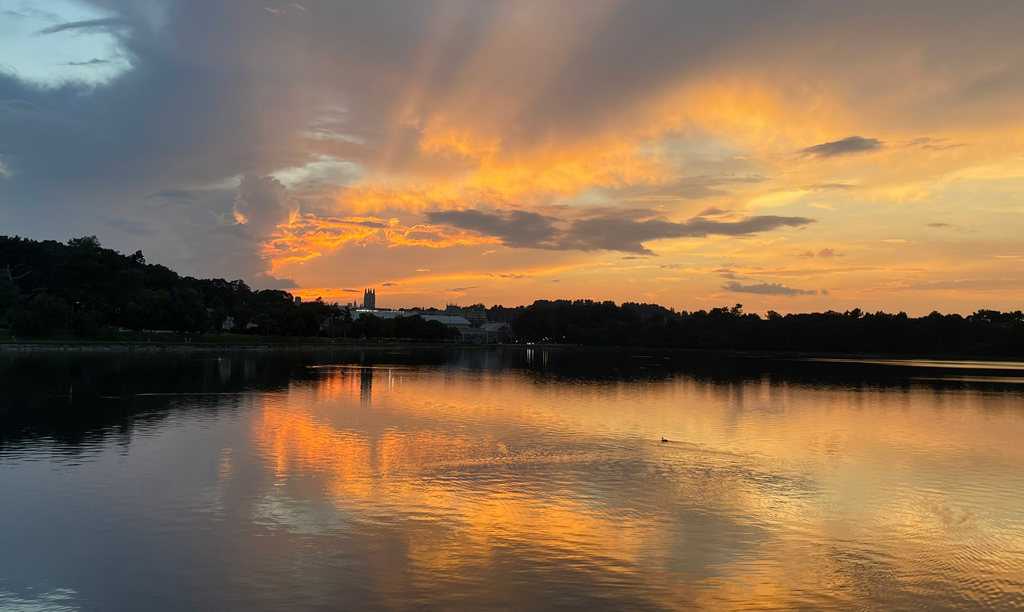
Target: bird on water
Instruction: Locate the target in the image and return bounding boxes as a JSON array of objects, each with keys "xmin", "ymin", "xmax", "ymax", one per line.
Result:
[{"xmin": 661, "ymin": 437, "xmax": 668, "ymax": 443}]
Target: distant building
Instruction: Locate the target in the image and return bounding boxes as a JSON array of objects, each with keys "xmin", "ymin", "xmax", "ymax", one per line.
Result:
[
  {"xmin": 459, "ymin": 328, "xmax": 489, "ymax": 343},
  {"xmin": 363, "ymin": 288, "xmax": 376, "ymax": 309},
  {"xmin": 294, "ymin": 296, "xmax": 302, "ymax": 305},
  {"xmin": 459, "ymin": 322, "xmax": 509, "ymax": 344},
  {"xmin": 481, "ymin": 321, "xmax": 509, "ymax": 343},
  {"xmin": 445, "ymin": 303, "xmax": 486, "ymax": 326},
  {"xmin": 351, "ymin": 309, "xmax": 471, "ymax": 332}
]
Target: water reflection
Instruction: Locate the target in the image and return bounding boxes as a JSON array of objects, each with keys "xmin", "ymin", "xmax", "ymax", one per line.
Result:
[{"xmin": 1, "ymin": 349, "xmax": 1024, "ymax": 611}]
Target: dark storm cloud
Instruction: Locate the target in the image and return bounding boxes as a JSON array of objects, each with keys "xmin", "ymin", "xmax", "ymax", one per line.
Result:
[
  {"xmin": 800, "ymin": 136, "xmax": 883, "ymax": 158},
  {"xmin": 428, "ymin": 209, "xmax": 814, "ymax": 255},
  {"xmin": 37, "ymin": 17, "xmax": 134, "ymax": 35},
  {"xmin": 722, "ymin": 281, "xmax": 820, "ymax": 296}
]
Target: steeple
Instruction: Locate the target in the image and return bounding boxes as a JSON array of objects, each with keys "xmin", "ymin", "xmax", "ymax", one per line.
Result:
[{"xmin": 363, "ymin": 288, "xmax": 376, "ymax": 309}]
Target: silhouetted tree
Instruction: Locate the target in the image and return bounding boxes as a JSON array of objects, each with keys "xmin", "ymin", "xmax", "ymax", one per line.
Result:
[{"xmin": 11, "ymin": 293, "xmax": 70, "ymax": 337}]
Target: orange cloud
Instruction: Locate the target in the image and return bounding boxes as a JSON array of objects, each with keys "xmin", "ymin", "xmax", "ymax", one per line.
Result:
[{"xmin": 262, "ymin": 213, "xmax": 500, "ymax": 275}]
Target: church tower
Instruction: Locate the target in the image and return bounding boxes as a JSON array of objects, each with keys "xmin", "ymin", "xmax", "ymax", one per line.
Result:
[{"xmin": 363, "ymin": 288, "xmax": 376, "ymax": 310}]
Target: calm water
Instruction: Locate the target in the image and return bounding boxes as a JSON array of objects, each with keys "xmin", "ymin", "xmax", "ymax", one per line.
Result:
[{"xmin": 2, "ymin": 348, "xmax": 1023, "ymax": 611}]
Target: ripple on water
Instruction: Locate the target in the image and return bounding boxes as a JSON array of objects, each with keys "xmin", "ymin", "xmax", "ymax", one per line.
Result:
[{"xmin": 3, "ymin": 353, "xmax": 1024, "ymax": 611}]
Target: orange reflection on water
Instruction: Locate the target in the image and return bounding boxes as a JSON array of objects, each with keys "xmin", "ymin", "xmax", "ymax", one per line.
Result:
[
  {"xmin": 251, "ymin": 368, "xmax": 669, "ymax": 572},
  {"xmin": 247, "ymin": 362, "xmax": 1024, "ymax": 610}
]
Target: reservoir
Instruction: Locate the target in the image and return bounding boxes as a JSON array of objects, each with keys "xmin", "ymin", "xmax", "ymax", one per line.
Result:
[{"xmin": 2, "ymin": 348, "xmax": 1023, "ymax": 611}]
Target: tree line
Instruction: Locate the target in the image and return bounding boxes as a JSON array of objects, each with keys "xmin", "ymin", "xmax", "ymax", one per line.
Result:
[
  {"xmin": 0, "ymin": 235, "xmax": 452, "ymax": 341},
  {"xmin": 2, "ymin": 235, "xmax": 1022, "ymax": 356},
  {"xmin": 511, "ymin": 300, "xmax": 1024, "ymax": 357}
]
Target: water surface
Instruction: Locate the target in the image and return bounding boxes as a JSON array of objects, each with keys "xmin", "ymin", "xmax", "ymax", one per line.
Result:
[{"xmin": 2, "ymin": 348, "xmax": 1023, "ymax": 611}]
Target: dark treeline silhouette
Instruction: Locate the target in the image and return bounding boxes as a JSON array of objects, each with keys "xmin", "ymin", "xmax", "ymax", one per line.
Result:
[
  {"xmin": 0, "ymin": 235, "xmax": 452, "ymax": 341},
  {"xmin": 2, "ymin": 235, "xmax": 1023, "ymax": 356},
  {"xmin": 512, "ymin": 300, "xmax": 1024, "ymax": 357}
]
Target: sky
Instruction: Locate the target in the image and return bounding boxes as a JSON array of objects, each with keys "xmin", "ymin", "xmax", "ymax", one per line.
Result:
[{"xmin": 2, "ymin": 0, "xmax": 1024, "ymax": 315}]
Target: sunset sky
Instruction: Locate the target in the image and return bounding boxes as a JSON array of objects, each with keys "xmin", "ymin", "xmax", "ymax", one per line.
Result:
[{"xmin": 2, "ymin": 0, "xmax": 1023, "ymax": 314}]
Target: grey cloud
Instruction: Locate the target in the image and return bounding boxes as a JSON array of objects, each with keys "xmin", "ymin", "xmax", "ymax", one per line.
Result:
[
  {"xmin": 0, "ymin": 99, "xmax": 38, "ymax": 113},
  {"xmin": 258, "ymin": 275, "xmax": 299, "ymax": 289},
  {"xmin": 448, "ymin": 286, "xmax": 478, "ymax": 292},
  {"xmin": 139, "ymin": 186, "xmax": 298, "ymax": 290},
  {"xmin": 927, "ymin": 222, "xmax": 952, "ymax": 228},
  {"xmin": 381, "ymin": 282, "xmax": 397, "ymax": 287},
  {"xmin": 562, "ymin": 214, "xmax": 814, "ymax": 254},
  {"xmin": 428, "ymin": 209, "xmax": 563, "ymax": 249},
  {"xmin": 799, "ymin": 248, "xmax": 842, "ymax": 258},
  {"xmin": 105, "ymin": 216, "xmax": 156, "ymax": 236},
  {"xmin": 428, "ymin": 209, "xmax": 814, "ymax": 255},
  {"xmin": 801, "ymin": 136, "xmax": 883, "ymax": 158},
  {"xmin": 1, "ymin": 8, "xmax": 61, "ymax": 21},
  {"xmin": 146, "ymin": 189, "xmax": 198, "ymax": 201},
  {"xmin": 264, "ymin": 3, "xmax": 309, "ymax": 16},
  {"xmin": 61, "ymin": 58, "xmax": 110, "ymax": 67},
  {"xmin": 37, "ymin": 17, "xmax": 134, "ymax": 35},
  {"xmin": 619, "ymin": 175, "xmax": 768, "ymax": 201},
  {"xmin": 233, "ymin": 174, "xmax": 297, "ymax": 239},
  {"xmin": 801, "ymin": 183, "xmax": 855, "ymax": 191},
  {"xmin": 907, "ymin": 137, "xmax": 966, "ymax": 151},
  {"xmin": 902, "ymin": 278, "xmax": 1024, "ymax": 291},
  {"xmin": 722, "ymin": 281, "xmax": 820, "ymax": 296},
  {"xmin": 716, "ymin": 268, "xmax": 754, "ymax": 281}
]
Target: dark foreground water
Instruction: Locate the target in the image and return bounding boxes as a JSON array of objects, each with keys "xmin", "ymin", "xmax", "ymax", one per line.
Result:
[{"xmin": 2, "ymin": 348, "xmax": 1023, "ymax": 611}]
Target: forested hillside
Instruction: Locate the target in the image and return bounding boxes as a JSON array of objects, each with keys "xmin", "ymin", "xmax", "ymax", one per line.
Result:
[{"xmin": 0, "ymin": 235, "xmax": 337, "ymax": 338}]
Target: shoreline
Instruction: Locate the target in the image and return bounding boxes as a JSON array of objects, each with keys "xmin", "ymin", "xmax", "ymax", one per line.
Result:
[{"xmin": 1, "ymin": 340, "xmax": 1022, "ymax": 365}]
